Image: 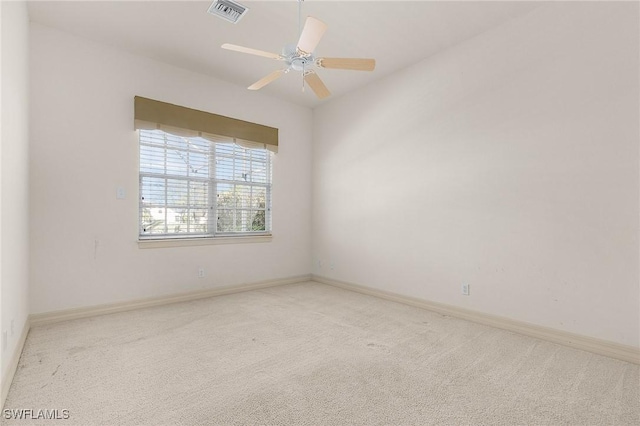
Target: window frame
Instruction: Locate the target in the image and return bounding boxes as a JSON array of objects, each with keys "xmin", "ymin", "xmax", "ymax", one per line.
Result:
[{"xmin": 137, "ymin": 129, "xmax": 273, "ymax": 244}]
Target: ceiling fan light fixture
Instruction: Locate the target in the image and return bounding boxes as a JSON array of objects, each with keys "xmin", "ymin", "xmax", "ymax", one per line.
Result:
[{"xmin": 207, "ymin": 0, "xmax": 248, "ymax": 24}]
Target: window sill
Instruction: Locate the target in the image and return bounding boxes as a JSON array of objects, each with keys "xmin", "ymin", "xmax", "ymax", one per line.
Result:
[{"xmin": 137, "ymin": 234, "xmax": 272, "ymax": 249}]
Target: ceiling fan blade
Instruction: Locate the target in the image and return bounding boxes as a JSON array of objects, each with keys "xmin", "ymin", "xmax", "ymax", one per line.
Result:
[
  {"xmin": 317, "ymin": 57, "xmax": 376, "ymax": 71},
  {"xmin": 297, "ymin": 17, "xmax": 328, "ymax": 55},
  {"xmin": 221, "ymin": 43, "xmax": 282, "ymax": 60},
  {"xmin": 304, "ymin": 72, "xmax": 331, "ymax": 99},
  {"xmin": 248, "ymin": 69, "xmax": 286, "ymax": 91}
]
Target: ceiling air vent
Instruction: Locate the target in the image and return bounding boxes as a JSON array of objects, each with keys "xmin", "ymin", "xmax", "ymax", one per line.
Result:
[{"xmin": 207, "ymin": 0, "xmax": 248, "ymax": 24}]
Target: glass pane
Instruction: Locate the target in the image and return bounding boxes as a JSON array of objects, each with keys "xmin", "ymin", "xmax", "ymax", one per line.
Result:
[
  {"xmin": 215, "ymin": 142, "xmax": 235, "ymax": 157},
  {"xmin": 216, "ymin": 209, "xmax": 235, "ymax": 232},
  {"xmin": 166, "ymin": 150, "xmax": 188, "ymax": 177},
  {"xmin": 250, "ymin": 210, "xmax": 266, "ymax": 231},
  {"xmin": 189, "ymin": 181, "xmax": 208, "ymax": 207},
  {"xmin": 251, "ymin": 149, "xmax": 267, "ymax": 162},
  {"xmin": 141, "ymin": 207, "xmax": 167, "ymax": 234},
  {"xmin": 139, "ymin": 129, "xmax": 166, "ymax": 147},
  {"xmin": 233, "ymin": 145, "xmax": 251, "ymax": 161},
  {"xmin": 166, "ymin": 179, "xmax": 188, "ymax": 206},
  {"xmin": 216, "ymin": 156, "xmax": 234, "ymax": 181},
  {"xmin": 190, "ymin": 137, "xmax": 210, "ymax": 152},
  {"xmin": 166, "ymin": 207, "xmax": 188, "ymax": 234},
  {"xmin": 165, "ymin": 133, "xmax": 188, "ymax": 150},
  {"xmin": 216, "ymin": 183, "xmax": 236, "ymax": 209},
  {"xmin": 235, "ymin": 157, "xmax": 250, "ymax": 182},
  {"xmin": 141, "ymin": 177, "xmax": 165, "ymax": 206},
  {"xmin": 187, "ymin": 208, "xmax": 209, "ymax": 234},
  {"xmin": 250, "ymin": 162, "xmax": 267, "ymax": 183},
  {"xmin": 236, "ymin": 185, "xmax": 252, "ymax": 209},
  {"xmin": 140, "ymin": 144, "xmax": 166, "ymax": 174},
  {"xmin": 252, "ymin": 187, "xmax": 266, "ymax": 208},
  {"xmin": 188, "ymin": 151, "xmax": 209, "ymax": 177}
]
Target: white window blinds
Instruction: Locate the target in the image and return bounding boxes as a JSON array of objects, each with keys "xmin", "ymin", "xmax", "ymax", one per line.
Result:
[{"xmin": 139, "ymin": 129, "xmax": 272, "ymax": 239}]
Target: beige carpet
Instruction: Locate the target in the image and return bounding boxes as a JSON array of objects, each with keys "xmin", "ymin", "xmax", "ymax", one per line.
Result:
[{"xmin": 4, "ymin": 281, "xmax": 639, "ymax": 425}]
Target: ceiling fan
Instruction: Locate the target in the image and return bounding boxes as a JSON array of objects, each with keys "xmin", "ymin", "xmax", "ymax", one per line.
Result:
[{"xmin": 220, "ymin": 1, "xmax": 376, "ymax": 100}]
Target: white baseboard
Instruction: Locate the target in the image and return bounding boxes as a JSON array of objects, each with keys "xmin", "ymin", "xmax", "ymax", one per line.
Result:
[
  {"xmin": 30, "ymin": 274, "xmax": 311, "ymax": 327},
  {"xmin": 2, "ymin": 319, "xmax": 30, "ymax": 410},
  {"xmin": 312, "ymin": 274, "xmax": 640, "ymax": 365},
  {"xmin": 24, "ymin": 273, "xmax": 640, "ymax": 365}
]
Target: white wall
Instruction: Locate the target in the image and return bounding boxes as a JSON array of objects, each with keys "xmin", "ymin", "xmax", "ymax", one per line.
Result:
[
  {"xmin": 30, "ymin": 23, "xmax": 312, "ymax": 314},
  {"xmin": 312, "ymin": 2, "xmax": 639, "ymax": 347},
  {"xmin": 1, "ymin": 1, "xmax": 30, "ymax": 378}
]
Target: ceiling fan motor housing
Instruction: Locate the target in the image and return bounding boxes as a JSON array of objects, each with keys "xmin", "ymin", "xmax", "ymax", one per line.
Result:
[
  {"xmin": 283, "ymin": 43, "xmax": 315, "ymax": 72},
  {"xmin": 291, "ymin": 56, "xmax": 314, "ymax": 71}
]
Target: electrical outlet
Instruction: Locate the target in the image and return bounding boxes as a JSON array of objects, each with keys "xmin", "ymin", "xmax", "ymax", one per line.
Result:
[
  {"xmin": 462, "ymin": 283, "xmax": 470, "ymax": 296},
  {"xmin": 198, "ymin": 267, "xmax": 205, "ymax": 278},
  {"xmin": 116, "ymin": 187, "xmax": 126, "ymax": 199}
]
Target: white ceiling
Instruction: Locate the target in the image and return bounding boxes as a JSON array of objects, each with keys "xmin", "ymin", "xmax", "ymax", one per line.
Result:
[{"xmin": 28, "ymin": 1, "xmax": 540, "ymax": 108}]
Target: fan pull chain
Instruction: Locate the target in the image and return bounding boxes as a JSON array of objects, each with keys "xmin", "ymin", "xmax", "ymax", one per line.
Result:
[{"xmin": 302, "ymin": 63, "xmax": 305, "ymax": 92}]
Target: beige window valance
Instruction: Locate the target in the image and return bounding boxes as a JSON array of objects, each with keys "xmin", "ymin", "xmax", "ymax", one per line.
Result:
[{"xmin": 134, "ymin": 96, "xmax": 278, "ymax": 152}]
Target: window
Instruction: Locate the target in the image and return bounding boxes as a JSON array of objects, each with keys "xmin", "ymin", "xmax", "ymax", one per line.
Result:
[
  {"xmin": 139, "ymin": 129, "xmax": 272, "ymax": 239},
  {"xmin": 133, "ymin": 96, "xmax": 277, "ymax": 243}
]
